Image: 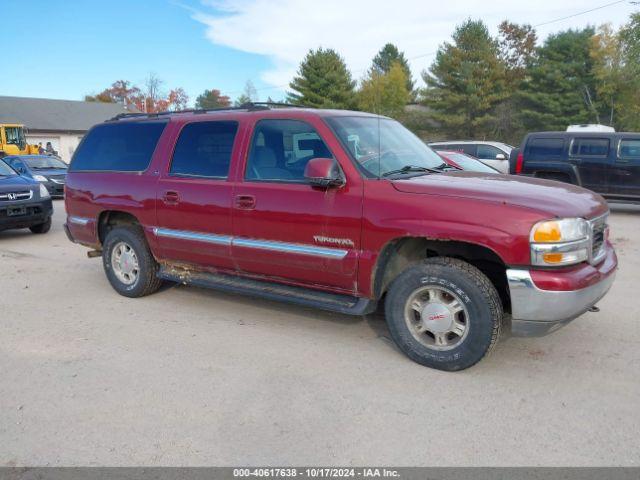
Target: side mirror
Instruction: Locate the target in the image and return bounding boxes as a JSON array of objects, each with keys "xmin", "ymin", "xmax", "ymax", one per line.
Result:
[
  {"xmin": 304, "ymin": 158, "xmax": 345, "ymax": 188},
  {"xmin": 495, "ymin": 153, "xmax": 506, "ymax": 160}
]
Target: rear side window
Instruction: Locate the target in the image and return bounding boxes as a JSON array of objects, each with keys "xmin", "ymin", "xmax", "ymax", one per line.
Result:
[
  {"xmin": 170, "ymin": 121, "xmax": 238, "ymax": 178},
  {"xmin": 70, "ymin": 121, "xmax": 166, "ymax": 172},
  {"xmin": 477, "ymin": 145, "xmax": 503, "ymax": 160},
  {"xmin": 619, "ymin": 139, "xmax": 640, "ymax": 159},
  {"xmin": 527, "ymin": 138, "xmax": 564, "ymax": 160},
  {"xmin": 570, "ymin": 138, "xmax": 610, "ymax": 157}
]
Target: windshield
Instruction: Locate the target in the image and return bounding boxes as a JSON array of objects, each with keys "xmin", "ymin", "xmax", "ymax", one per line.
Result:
[
  {"xmin": 327, "ymin": 116, "xmax": 445, "ymax": 177},
  {"xmin": 0, "ymin": 161, "xmax": 17, "ymax": 176},
  {"xmin": 444, "ymin": 153, "xmax": 498, "ymax": 173},
  {"xmin": 24, "ymin": 156, "xmax": 68, "ymax": 170}
]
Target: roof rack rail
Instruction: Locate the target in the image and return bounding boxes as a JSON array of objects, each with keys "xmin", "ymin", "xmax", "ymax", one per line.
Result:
[{"xmin": 108, "ymin": 102, "xmax": 313, "ymax": 122}]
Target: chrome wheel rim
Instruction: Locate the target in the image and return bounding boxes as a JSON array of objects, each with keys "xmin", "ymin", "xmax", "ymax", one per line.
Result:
[
  {"xmin": 404, "ymin": 285, "xmax": 469, "ymax": 351},
  {"xmin": 111, "ymin": 241, "xmax": 139, "ymax": 286}
]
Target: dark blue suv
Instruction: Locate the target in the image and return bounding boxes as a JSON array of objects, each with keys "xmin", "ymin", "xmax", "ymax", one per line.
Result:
[
  {"xmin": 2, "ymin": 155, "xmax": 68, "ymax": 198},
  {"xmin": 0, "ymin": 160, "xmax": 53, "ymax": 234}
]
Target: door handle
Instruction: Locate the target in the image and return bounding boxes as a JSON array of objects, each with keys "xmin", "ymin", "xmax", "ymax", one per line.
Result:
[
  {"xmin": 235, "ymin": 194, "xmax": 256, "ymax": 210},
  {"xmin": 162, "ymin": 191, "xmax": 180, "ymax": 205}
]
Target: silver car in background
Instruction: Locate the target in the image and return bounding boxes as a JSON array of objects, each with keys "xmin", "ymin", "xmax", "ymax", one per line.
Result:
[{"xmin": 428, "ymin": 141, "xmax": 513, "ymax": 173}]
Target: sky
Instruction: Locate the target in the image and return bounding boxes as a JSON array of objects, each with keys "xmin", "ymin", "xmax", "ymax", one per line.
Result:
[{"xmin": 2, "ymin": 0, "xmax": 637, "ymax": 105}]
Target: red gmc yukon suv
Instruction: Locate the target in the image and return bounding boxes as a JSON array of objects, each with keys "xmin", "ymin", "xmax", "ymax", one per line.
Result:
[{"xmin": 64, "ymin": 105, "xmax": 617, "ymax": 371}]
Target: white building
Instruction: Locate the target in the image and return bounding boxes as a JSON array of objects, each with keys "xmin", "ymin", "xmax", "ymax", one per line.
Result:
[{"xmin": 0, "ymin": 95, "xmax": 137, "ymax": 163}]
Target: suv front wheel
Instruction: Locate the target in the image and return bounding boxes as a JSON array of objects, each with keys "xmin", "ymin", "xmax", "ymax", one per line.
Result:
[
  {"xmin": 385, "ymin": 257, "xmax": 502, "ymax": 371},
  {"xmin": 102, "ymin": 226, "xmax": 162, "ymax": 298}
]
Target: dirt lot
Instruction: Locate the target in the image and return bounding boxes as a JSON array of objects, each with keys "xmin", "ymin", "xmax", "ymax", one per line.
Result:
[{"xmin": 1, "ymin": 202, "xmax": 639, "ymax": 466}]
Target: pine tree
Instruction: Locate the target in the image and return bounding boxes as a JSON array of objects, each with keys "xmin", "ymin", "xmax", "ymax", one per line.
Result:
[
  {"xmin": 372, "ymin": 43, "xmax": 415, "ymax": 96},
  {"xmin": 287, "ymin": 48, "xmax": 356, "ymax": 109},
  {"xmin": 518, "ymin": 28, "xmax": 597, "ymax": 131},
  {"xmin": 421, "ymin": 19, "xmax": 506, "ymax": 139}
]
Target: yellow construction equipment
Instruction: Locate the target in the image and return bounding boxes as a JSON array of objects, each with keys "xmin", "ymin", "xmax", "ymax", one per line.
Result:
[{"xmin": 0, "ymin": 124, "xmax": 39, "ymax": 157}]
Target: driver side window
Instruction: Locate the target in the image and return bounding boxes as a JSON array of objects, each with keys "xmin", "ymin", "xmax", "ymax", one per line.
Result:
[{"xmin": 245, "ymin": 119, "xmax": 333, "ymax": 182}]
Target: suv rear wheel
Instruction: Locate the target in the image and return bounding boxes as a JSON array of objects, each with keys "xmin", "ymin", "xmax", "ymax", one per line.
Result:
[
  {"xmin": 103, "ymin": 226, "xmax": 162, "ymax": 298},
  {"xmin": 385, "ymin": 257, "xmax": 502, "ymax": 371}
]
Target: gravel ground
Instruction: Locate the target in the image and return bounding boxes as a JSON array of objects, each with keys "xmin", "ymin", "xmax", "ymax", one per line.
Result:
[{"xmin": 1, "ymin": 202, "xmax": 639, "ymax": 466}]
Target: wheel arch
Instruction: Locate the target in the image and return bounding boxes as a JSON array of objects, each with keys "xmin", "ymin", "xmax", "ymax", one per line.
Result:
[
  {"xmin": 372, "ymin": 236, "xmax": 511, "ymax": 313},
  {"xmin": 97, "ymin": 210, "xmax": 143, "ymax": 245}
]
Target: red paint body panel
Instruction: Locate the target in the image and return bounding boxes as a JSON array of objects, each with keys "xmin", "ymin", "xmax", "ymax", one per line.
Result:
[{"xmin": 64, "ymin": 108, "xmax": 617, "ymax": 301}]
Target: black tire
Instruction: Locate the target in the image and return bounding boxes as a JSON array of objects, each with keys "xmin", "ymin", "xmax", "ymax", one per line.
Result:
[
  {"xmin": 385, "ymin": 257, "xmax": 502, "ymax": 371},
  {"xmin": 102, "ymin": 225, "xmax": 162, "ymax": 298},
  {"xmin": 29, "ymin": 218, "xmax": 52, "ymax": 234}
]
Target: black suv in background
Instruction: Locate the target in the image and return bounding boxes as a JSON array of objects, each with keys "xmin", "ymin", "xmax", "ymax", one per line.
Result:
[
  {"xmin": 0, "ymin": 160, "xmax": 53, "ymax": 234},
  {"xmin": 511, "ymin": 132, "xmax": 640, "ymax": 203}
]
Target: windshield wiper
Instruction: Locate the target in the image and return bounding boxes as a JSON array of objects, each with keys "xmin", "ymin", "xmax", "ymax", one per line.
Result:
[
  {"xmin": 432, "ymin": 162, "xmax": 460, "ymax": 171},
  {"xmin": 382, "ymin": 165, "xmax": 441, "ymax": 177}
]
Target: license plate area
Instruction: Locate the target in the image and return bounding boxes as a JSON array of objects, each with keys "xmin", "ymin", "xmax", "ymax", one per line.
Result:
[{"xmin": 7, "ymin": 206, "xmax": 27, "ymax": 217}]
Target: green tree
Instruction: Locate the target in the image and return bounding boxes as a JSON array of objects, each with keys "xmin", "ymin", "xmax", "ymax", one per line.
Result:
[
  {"xmin": 195, "ymin": 89, "xmax": 231, "ymax": 110},
  {"xmin": 494, "ymin": 21, "xmax": 537, "ymax": 144},
  {"xmin": 518, "ymin": 28, "xmax": 598, "ymax": 131},
  {"xmin": 590, "ymin": 24, "xmax": 626, "ymax": 128},
  {"xmin": 287, "ymin": 48, "xmax": 356, "ymax": 108},
  {"xmin": 372, "ymin": 43, "xmax": 415, "ymax": 96},
  {"xmin": 421, "ymin": 19, "xmax": 506, "ymax": 139},
  {"xmin": 617, "ymin": 12, "xmax": 640, "ymax": 130},
  {"xmin": 358, "ymin": 62, "xmax": 410, "ymax": 118}
]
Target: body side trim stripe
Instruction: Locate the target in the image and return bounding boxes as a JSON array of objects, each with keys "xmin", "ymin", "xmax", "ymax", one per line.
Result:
[
  {"xmin": 152, "ymin": 227, "xmax": 348, "ymax": 258},
  {"xmin": 153, "ymin": 227, "xmax": 232, "ymax": 246},
  {"xmin": 233, "ymin": 237, "xmax": 347, "ymax": 259}
]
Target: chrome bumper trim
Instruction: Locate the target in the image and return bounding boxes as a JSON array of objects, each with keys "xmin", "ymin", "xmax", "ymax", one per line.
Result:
[{"xmin": 507, "ymin": 268, "xmax": 616, "ymax": 337}]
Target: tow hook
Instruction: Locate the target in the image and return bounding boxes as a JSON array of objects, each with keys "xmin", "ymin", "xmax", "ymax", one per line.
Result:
[
  {"xmin": 87, "ymin": 249, "xmax": 103, "ymax": 258},
  {"xmin": 588, "ymin": 306, "xmax": 600, "ymax": 313}
]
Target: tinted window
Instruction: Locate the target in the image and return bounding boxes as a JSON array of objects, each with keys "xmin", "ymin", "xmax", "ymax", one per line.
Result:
[
  {"xmin": 477, "ymin": 145, "xmax": 503, "ymax": 160},
  {"xmin": 570, "ymin": 138, "xmax": 610, "ymax": 157},
  {"xmin": 246, "ymin": 120, "xmax": 333, "ymax": 182},
  {"xmin": 528, "ymin": 138, "xmax": 564, "ymax": 160},
  {"xmin": 170, "ymin": 121, "xmax": 238, "ymax": 178},
  {"xmin": 619, "ymin": 139, "xmax": 640, "ymax": 159},
  {"xmin": 70, "ymin": 121, "xmax": 166, "ymax": 172}
]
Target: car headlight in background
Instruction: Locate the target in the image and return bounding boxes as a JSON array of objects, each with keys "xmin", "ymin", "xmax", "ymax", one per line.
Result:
[
  {"xmin": 33, "ymin": 174, "xmax": 48, "ymax": 182},
  {"xmin": 530, "ymin": 218, "xmax": 590, "ymax": 266},
  {"xmin": 39, "ymin": 183, "xmax": 50, "ymax": 199}
]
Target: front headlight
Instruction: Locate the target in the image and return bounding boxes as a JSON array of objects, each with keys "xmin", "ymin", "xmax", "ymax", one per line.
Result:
[
  {"xmin": 39, "ymin": 183, "xmax": 50, "ymax": 199},
  {"xmin": 33, "ymin": 174, "xmax": 48, "ymax": 182},
  {"xmin": 530, "ymin": 218, "xmax": 590, "ymax": 266}
]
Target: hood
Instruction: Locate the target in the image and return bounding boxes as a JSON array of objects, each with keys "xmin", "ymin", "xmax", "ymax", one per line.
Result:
[
  {"xmin": 0, "ymin": 174, "xmax": 37, "ymax": 193},
  {"xmin": 392, "ymin": 172, "xmax": 608, "ymax": 219}
]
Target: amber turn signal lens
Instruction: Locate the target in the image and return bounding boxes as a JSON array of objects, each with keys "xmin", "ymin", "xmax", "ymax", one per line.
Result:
[
  {"xmin": 542, "ymin": 252, "xmax": 564, "ymax": 264},
  {"xmin": 533, "ymin": 221, "xmax": 562, "ymax": 242}
]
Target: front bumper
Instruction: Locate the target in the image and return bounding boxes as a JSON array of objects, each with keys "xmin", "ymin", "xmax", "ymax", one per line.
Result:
[
  {"xmin": 507, "ymin": 246, "xmax": 617, "ymax": 336},
  {"xmin": 0, "ymin": 199, "xmax": 53, "ymax": 231},
  {"xmin": 43, "ymin": 181, "xmax": 65, "ymax": 197}
]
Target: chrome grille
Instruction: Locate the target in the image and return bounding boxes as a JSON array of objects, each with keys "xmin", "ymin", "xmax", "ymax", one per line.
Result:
[
  {"xmin": 588, "ymin": 214, "xmax": 607, "ymax": 264},
  {"xmin": 0, "ymin": 190, "xmax": 33, "ymax": 201}
]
